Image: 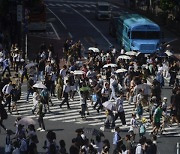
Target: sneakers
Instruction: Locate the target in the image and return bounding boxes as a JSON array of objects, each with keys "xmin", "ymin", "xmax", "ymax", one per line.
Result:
[
  {"xmin": 37, "ymin": 128, "xmax": 42, "ymax": 131},
  {"xmin": 40, "ymin": 129, "xmax": 45, "ymax": 132},
  {"xmin": 100, "ymin": 127, "xmax": 105, "ymax": 131}
]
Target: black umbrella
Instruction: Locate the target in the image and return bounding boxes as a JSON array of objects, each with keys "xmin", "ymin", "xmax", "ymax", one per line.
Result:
[{"xmin": 83, "ymin": 128, "xmax": 104, "ymax": 137}]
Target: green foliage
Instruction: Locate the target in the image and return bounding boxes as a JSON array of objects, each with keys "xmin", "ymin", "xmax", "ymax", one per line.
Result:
[{"xmin": 159, "ymin": 0, "xmax": 176, "ymax": 12}]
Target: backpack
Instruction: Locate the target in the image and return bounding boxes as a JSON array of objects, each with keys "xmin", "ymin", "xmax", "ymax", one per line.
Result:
[
  {"xmin": 139, "ymin": 124, "xmax": 146, "ymax": 134},
  {"xmin": 42, "ymin": 90, "xmax": 49, "ymax": 100},
  {"xmin": 1, "ymin": 107, "xmax": 8, "ymax": 120},
  {"xmin": 130, "ymin": 143, "xmax": 136, "ymax": 154}
]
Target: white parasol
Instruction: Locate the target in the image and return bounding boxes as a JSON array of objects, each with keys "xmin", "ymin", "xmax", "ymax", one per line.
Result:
[
  {"xmin": 33, "ymin": 82, "xmax": 47, "ymax": 89},
  {"xmin": 88, "ymin": 47, "xmax": 100, "ymax": 53},
  {"xmin": 25, "ymin": 62, "xmax": 37, "ymax": 68},
  {"xmin": 103, "ymin": 63, "xmax": 117, "ymax": 68},
  {"xmin": 103, "ymin": 101, "xmax": 115, "ymax": 111},
  {"xmin": 125, "ymin": 51, "xmax": 137, "ymax": 56},
  {"xmin": 115, "ymin": 68, "xmax": 128, "ymax": 73},
  {"xmin": 73, "ymin": 70, "xmax": 86, "ymax": 75},
  {"xmin": 117, "ymin": 55, "xmax": 131, "ymax": 60},
  {"xmin": 165, "ymin": 50, "xmax": 173, "ymax": 57}
]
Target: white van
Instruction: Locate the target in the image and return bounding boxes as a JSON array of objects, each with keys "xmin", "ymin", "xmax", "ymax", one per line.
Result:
[{"xmin": 96, "ymin": 2, "xmax": 111, "ymax": 20}]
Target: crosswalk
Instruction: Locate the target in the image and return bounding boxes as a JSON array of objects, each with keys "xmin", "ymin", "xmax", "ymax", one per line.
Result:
[
  {"xmin": 7, "ymin": 91, "xmax": 180, "ymax": 136},
  {"xmin": 45, "ymin": 2, "xmax": 119, "ymax": 9}
]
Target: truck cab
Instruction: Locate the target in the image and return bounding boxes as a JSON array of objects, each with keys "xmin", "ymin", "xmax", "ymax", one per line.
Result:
[{"xmin": 96, "ymin": 2, "xmax": 111, "ymax": 20}]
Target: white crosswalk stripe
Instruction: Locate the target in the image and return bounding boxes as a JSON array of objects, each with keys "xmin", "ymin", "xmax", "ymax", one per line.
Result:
[
  {"xmin": 7, "ymin": 92, "xmax": 180, "ymax": 136},
  {"xmin": 48, "ymin": 3, "xmax": 56, "ymax": 7},
  {"xmin": 56, "ymin": 4, "xmax": 63, "ymax": 7}
]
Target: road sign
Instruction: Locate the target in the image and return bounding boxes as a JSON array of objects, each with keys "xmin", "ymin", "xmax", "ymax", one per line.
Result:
[{"xmin": 17, "ymin": 5, "xmax": 22, "ymax": 22}]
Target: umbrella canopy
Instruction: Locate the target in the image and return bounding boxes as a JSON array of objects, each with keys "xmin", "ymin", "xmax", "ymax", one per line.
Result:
[
  {"xmin": 83, "ymin": 128, "xmax": 104, "ymax": 137},
  {"xmin": 88, "ymin": 47, "xmax": 100, "ymax": 53},
  {"xmin": 165, "ymin": 50, "xmax": 173, "ymax": 57},
  {"xmin": 17, "ymin": 117, "xmax": 36, "ymax": 126},
  {"xmin": 25, "ymin": 62, "xmax": 37, "ymax": 68},
  {"xmin": 33, "ymin": 82, "xmax": 47, "ymax": 89},
  {"xmin": 103, "ymin": 63, "xmax": 117, "ymax": 68},
  {"xmin": 73, "ymin": 70, "xmax": 86, "ymax": 75},
  {"xmin": 117, "ymin": 55, "xmax": 131, "ymax": 60},
  {"xmin": 125, "ymin": 51, "xmax": 137, "ymax": 56},
  {"xmin": 115, "ymin": 68, "xmax": 128, "ymax": 73},
  {"xmin": 102, "ymin": 101, "xmax": 115, "ymax": 111}
]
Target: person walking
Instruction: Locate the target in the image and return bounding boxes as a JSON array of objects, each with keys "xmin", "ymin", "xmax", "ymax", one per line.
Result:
[
  {"xmin": 32, "ymin": 88, "xmax": 39, "ymax": 114},
  {"xmin": 2, "ymin": 80, "xmax": 13, "ymax": 113},
  {"xmin": 114, "ymin": 92, "xmax": 126, "ymax": 126},
  {"xmin": 56, "ymin": 76, "xmax": 64, "ymax": 100},
  {"xmin": 10, "ymin": 84, "xmax": 19, "ymax": 115},
  {"xmin": 0, "ymin": 100, "xmax": 7, "ymax": 132},
  {"xmin": 26, "ymin": 77, "xmax": 34, "ymax": 103},
  {"xmin": 36, "ymin": 97, "xmax": 46, "ymax": 132},
  {"xmin": 59, "ymin": 80, "xmax": 71, "ymax": 109},
  {"xmin": 2, "ymin": 56, "xmax": 11, "ymax": 76},
  {"xmin": 112, "ymin": 126, "xmax": 122, "ymax": 153}
]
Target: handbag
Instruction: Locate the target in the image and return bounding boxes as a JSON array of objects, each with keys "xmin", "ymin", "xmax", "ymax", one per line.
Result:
[{"xmin": 5, "ymin": 144, "xmax": 12, "ymax": 153}]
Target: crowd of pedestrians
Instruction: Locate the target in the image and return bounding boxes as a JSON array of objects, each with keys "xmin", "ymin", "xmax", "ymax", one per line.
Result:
[{"xmin": 0, "ymin": 34, "xmax": 179, "ymax": 154}]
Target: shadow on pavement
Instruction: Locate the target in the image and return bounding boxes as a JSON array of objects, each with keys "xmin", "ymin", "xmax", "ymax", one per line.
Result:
[{"xmin": 46, "ymin": 128, "xmax": 64, "ymax": 132}]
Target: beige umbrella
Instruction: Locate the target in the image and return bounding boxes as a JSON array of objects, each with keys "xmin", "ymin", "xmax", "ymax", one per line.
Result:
[
  {"xmin": 125, "ymin": 51, "xmax": 137, "ymax": 56},
  {"xmin": 103, "ymin": 63, "xmax": 118, "ymax": 68},
  {"xmin": 115, "ymin": 68, "xmax": 128, "ymax": 73},
  {"xmin": 33, "ymin": 82, "xmax": 47, "ymax": 89},
  {"xmin": 88, "ymin": 47, "xmax": 100, "ymax": 53},
  {"xmin": 117, "ymin": 55, "xmax": 131, "ymax": 60},
  {"xmin": 73, "ymin": 70, "xmax": 86, "ymax": 75},
  {"xmin": 17, "ymin": 117, "xmax": 36, "ymax": 126}
]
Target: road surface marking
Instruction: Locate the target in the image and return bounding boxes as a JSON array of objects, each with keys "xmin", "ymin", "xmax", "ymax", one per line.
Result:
[
  {"xmin": 112, "ymin": 5, "xmax": 119, "ymax": 8},
  {"xmin": 91, "ymin": 4, "xmax": 96, "ymax": 7},
  {"xmin": 69, "ymin": 4, "xmax": 77, "ymax": 7},
  {"xmin": 48, "ymin": 8, "xmax": 67, "ymax": 30},
  {"xmin": 84, "ymin": 4, "xmax": 90, "ymax": 8},
  {"xmin": 67, "ymin": 6, "xmax": 112, "ymax": 46},
  {"xmin": 48, "ymin": 3, "xmax": 55, "ymax": 7},
  {"xmin": 56, "ymin": 3, "xmax": 63, "ymax": 7},
  {"xmin": 68, "ymin": 32, "xmax": 73, "ymax": 38},
  {"xmin": 49, "ymin": 22, "xmax": 60, "ymax": 40}
]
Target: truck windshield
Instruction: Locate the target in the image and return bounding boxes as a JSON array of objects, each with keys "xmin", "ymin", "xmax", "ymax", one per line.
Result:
[
  {"xmin": 131, "ymin": 31, "xmax": 160, "ymax": 39},
  {"xmin": 98, "ymin": 6, "xmax": 109, "ymax": 11}
]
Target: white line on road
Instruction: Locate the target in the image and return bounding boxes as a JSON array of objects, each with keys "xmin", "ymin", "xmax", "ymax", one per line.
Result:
[
  {"xmin": 48, "ymin": 3, "xmax": 55, "ymax": 7},
  {"xmin": 56, "ymin": 3, "xmax": 63, "ymax": 7},
  {"xmin": 48, "ymin": 8, "xmax": 67, "ymax": 30},
  {"xmin": 67, "ymin": 6, "xmax": 112, "ymax": 46},
  {"xmin": 49, "ymin": 22, "xmax": 60, "ymax": 40},
  {"xmin": 68, "ymin": 32, "xmax": 73, "ymax": 38}
]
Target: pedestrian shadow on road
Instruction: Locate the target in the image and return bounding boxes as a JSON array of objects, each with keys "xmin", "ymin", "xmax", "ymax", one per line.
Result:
[{"xmin": 45, "ymin": 128, "xmax": 64, "ymax": 132}]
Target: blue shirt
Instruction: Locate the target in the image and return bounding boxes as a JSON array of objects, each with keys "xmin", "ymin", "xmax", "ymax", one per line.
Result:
[{"xmin": 113, "ymin": 132, "xmax": 121, "ymax": 145}]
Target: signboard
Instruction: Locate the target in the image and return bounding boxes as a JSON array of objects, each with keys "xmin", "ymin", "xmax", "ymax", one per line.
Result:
[{"xmin": 17, "ymin": 5, "xmax": 22, "ymax": 22}]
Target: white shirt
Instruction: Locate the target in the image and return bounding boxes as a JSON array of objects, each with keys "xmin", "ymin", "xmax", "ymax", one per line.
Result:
[
  {"xmin": 59, "ymin": 69, "xmax": 67, "ymax": 79},
  {"xmin": 115, "ymin": 97, "xmax": 124, "ymax": 112},
  {"xmin": 2, "ymin": 84, "xmax": 13, "ymax": 95},
  {"xmin": 45, "ymin": 65, "xmax": 52, "ymax": 74},
  {"xmin": 33, "ymin": 92, "xmax": 39, "ymax": 104},
  {"xmin": 135, "ymin": 143, "xmax": 143, "ymax": 154}
]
